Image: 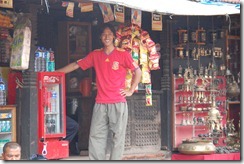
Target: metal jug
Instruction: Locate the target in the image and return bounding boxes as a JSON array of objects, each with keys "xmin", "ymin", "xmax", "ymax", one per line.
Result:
[{"xmin": 226, "ymin": 76, "xmax": 240, "ymax": 100}]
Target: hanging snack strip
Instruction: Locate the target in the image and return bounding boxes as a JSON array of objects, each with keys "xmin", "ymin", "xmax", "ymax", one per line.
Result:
[
  {"xmin": 145, "ymin": 83, "xmax": 152, "ymax": 106},
  {"xmin": 115, "ymin": 24, "xmax": 160, "ymax": 104}
]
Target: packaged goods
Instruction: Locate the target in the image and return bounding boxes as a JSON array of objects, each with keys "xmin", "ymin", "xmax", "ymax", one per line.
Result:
[{"xmin": 10, "ymin": 14, "xmax": 31, "ymax": 70}]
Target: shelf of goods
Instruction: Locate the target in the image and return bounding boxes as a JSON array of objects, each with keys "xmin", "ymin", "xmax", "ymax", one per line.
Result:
[
  {"xmin": 172, "ymin": 76, "xmax": 227, "ymax": 150},
  {"xmin": 0, "ymin": 105, "xmax": 16, "ymax": 158}
]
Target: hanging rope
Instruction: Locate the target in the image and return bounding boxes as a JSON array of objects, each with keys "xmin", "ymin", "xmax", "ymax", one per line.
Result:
[
  {"xmin": 41, "ymin": 0, "xmax": 50, "ymax": 13},
  {"xmin": 225, "ymin": 14, "xmax": 231, "ymax": 32}
]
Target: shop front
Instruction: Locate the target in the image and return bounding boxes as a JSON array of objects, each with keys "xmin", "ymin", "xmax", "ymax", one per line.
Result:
[{"xmin": 0, "ymin": 0, "xmax": 240, "ymax": 160}]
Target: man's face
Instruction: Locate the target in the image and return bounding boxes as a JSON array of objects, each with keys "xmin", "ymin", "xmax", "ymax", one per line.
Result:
[
  {"xmin": 100, "ymin": 27, "xmax": 115, "ymax": 47},
  {"xmin": 2, "ymin": 147, "xmax": 21, "ymax": 160}
]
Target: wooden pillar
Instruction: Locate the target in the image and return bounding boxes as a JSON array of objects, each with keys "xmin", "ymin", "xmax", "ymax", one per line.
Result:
[{"xmin": 16, "ymin": 4, "xmax": 40, "ymax": 159}]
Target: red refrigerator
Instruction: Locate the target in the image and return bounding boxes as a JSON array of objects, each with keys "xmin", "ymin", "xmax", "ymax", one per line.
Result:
[{"xmin": 37, "ymin": 72, "xmax": 69, "ymax": 159}]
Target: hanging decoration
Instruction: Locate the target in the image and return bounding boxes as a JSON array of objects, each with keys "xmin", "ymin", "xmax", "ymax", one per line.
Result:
[
  {"xmin": 10, "ymin": 14, "xmax": 31, "ymax": 70},
  {"xmin": 0, "ymin": 0, "xmax": 13, "ymax": 8},
  {"xmin": 115, "ymin": 23, "xmax": 160, "ymax": 106},
  {"xmin": 114, "ymin": 5, "xmax": 125, "ymax": 23},
  {"xmin": 98, "ymin": 3, "xmax": 114, "ymax": 23},
  {"xmin": 78, "ymin": 2, "xmax": 93, "ymax": 12},
  {"xmin": 145, "ymin": 83, "xmax": 152, "ymax": 106},
  {"xmin": 42, "ymin": 0, "xmax": 50, "ymax": 13},
  {"xmin": 131, "ymin": 9, "xmax": 142, "ymax": 27},
  {"xmin": 66, "ymin": 2, "xmax": 74, "ymax": 18},
  {"xmin": 61, "ymin": 1, "xmax": 69, "ymax": 7},
  {"xmin": 152, "ymin": 13, "xmax": 162, "ymax": 31}
]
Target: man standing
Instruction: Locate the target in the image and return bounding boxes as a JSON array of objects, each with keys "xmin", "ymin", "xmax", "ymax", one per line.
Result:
[
  {"xmin": 56, "ymin": 23, "xmax": 142, "ymax": 160},
  {"xmin": 2, "ymin": 142, "xmax": 21, "ymax": 160}
]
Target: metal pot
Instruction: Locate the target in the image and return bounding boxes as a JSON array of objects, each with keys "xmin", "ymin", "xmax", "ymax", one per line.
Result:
[
  {"xmin": 226, "ymin": 76, "xmax": 240, "ymax": 100},
  {"xmin": 178, "ymin": 140, "xmax": 216, "ymax": 155}
]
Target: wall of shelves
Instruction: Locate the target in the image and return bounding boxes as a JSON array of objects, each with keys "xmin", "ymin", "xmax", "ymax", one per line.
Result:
[
  {"xmin": 0, "ymin": 105, "xmax": 16, "ymax": 158},
  {"xmin": 172, "ymin": 76, "xmax": 227, "ymax": 150},
  {"xmin": 169, "ymin": 15, "xmax": 240, "ymax": 151}
]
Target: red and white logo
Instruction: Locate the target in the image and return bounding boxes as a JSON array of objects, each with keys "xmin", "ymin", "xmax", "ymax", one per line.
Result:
[
  {"xmin": 112, "ymin": 61, "xmax": 119, "ymax": 70},
  {"xmin": 43, "ymin": 76, "xmax": 59, "ymax": 83}
]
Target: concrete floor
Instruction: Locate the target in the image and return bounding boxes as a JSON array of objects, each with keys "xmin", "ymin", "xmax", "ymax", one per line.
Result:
[
  {"xmin": 60, "ymin": 150, "xmax": 172, "ymax": 160},
  {"xmin": 61, "ymin": 155, "xmax": 90, "ymax": 160}
]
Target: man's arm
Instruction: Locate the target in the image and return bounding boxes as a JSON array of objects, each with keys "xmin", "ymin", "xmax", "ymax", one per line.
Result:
[
  {"xmin": 120, "ymin": 67, "xmax": 142, "ymax": 97},
  {"xmin": 55, "ymin": 62, "xmax": 80, "ymax": 74},
  {"xmin": 129, "ymin": 67, "xmax": 142, "ymax": 93}
]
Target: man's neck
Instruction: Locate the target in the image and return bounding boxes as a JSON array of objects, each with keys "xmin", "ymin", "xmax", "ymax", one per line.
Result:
[{"xmin": 103, "ymin": 45, "xmax": 115, "ymax": 55}]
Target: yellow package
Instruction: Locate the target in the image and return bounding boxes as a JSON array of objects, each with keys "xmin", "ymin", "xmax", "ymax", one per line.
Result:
[{"xmin": 141, "ymin": 66, "xmax": 151, "ymax": 84}]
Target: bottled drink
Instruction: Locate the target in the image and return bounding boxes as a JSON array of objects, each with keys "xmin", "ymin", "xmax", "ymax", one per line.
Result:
[
  {"xmin": 45, "ymin": 115, "xmax": 52, "ymax": 134},
  {"xmin": 44, "ymin": 48, "xmax": 50, "ymax": 71},
  {"xmin": 40, "ymin": 47, "xmax": 46, "ymax": 72},
  {"xmin": 0, "ymin": 75, "xmax": 6, "ymax": 105},
  {"xmin": 48, "ymin": 48, "xmax": 55, "ymax": 72},
  {"xmin": 34, "ymin": 46, "xmax": 42, "ymax": 72},
  {"xmin": 51, "ymin": 90, "xmax": 57, "ymax": 112},
  {"xmin": 50, "ymin": 115, "xmax": 56, "ymax": 133}
]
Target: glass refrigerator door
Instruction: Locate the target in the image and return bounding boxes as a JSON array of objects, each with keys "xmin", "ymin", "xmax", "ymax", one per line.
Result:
[
  {"xmin": 44, "ymin": 83, "xmax": 62, "ymax": 135},
  {"xmin": 38, "ymin": 72, "xmax": 66, "ymax": 138}
]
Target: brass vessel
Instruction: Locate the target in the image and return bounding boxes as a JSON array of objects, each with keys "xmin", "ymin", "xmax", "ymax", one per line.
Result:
[
  {"xmin": 226, "ymin": 77, "xmax": 240, "ymax": 100},
  {"xmin": 178, "ymin": 140, "xmax": 215, "ymax": 155}
]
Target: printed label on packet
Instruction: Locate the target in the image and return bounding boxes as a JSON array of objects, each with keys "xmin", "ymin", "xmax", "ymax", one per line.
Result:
[
  {"xmin": 145, "ymin": 83, "xmax": 152, "ymax": 95},
  {"xmin": 146, "ymin": 94, "xmax": 152, "ymax": 106}
]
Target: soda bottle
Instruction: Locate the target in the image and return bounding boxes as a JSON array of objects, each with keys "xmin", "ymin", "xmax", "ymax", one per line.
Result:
[
  {"xmin": 48, "ymin": 48, "xmax": 55, "ymax": 72},
  {"xmin": 50, "ymin": 115, "xmax": 56, "ymax": 133},
  {"xmin": 0, "ymin": 75, "xmax": 6, "ymax": 105},
  {"xmin": 44, "ymin": 48, "xmax": 50, "ymax": 71},
  {"xmin": 45, "ymin": 115, "xmax": 52, "ymax": 134},
  {"xmin": 51, "ymin": 90, "xmax": 57, "ymax": 112}
]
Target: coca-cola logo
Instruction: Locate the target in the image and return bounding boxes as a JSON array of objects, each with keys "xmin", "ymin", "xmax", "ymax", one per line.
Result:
[{"xmin": 43, "ymin": 76, "xmax": 59, "ymax": 83}]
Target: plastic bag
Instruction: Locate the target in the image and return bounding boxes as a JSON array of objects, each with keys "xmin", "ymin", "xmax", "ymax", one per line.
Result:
[{"xmin": 10, "ymin": 13, "xmax": 31, "ymax": 70}]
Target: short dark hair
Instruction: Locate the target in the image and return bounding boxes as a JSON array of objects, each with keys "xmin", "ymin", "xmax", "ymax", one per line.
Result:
[
  {"xmin": 3, "ymin": 142, "xmax": 21, "ymax": 153},
  {"xmin": 100, "ymin": 23, "xmax": 116, "ymax": 37}
]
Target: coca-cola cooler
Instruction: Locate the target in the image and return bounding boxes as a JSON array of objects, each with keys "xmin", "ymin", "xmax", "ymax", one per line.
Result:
[{"xmin": 37, "ymin": 72, "xmax": 69, "ymax": 159}]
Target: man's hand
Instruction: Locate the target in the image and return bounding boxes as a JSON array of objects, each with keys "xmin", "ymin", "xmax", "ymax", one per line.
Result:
[{"xmin": 120, "ymin": 89, "xmax": 134, "ymax": 97}]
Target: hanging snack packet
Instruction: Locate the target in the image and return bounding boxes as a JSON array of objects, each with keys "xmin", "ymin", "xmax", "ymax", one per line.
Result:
[
  {"xmin": 125, "ymin": 69, "xmax": 133, "ymax": 90},
  {"xmin": 141, "ymin": 66, "xmax": 151, "ymax": 84},
  {"xmin": 145, "ymin": 83, "xmax": 152, "ymax": 95},
  {"xmin": 139, "ymin": 45, "xmax": 148, "ymax": 66},
  {"xmin": 146, "ymin": 94, "xmax": 152, "ymax": 106},
  {"xmin": 10, "ymin": 14, "xmax": 31, "ymax": 70}
]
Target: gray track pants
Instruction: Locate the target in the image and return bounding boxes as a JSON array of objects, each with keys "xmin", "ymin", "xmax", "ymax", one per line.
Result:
[{"xmin": 88, "ymin": 102, "xmax": 128, "ymax": 160}]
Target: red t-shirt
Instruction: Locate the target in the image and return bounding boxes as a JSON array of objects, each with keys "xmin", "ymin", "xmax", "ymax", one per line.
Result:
[{"xmin": 77, "ymin": 48, "xmax": 138, "ymax": 103}]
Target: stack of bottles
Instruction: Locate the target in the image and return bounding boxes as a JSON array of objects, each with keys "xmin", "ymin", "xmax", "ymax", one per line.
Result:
[
  {"xmin": 0, "ymin": 74, "xmax": 6, "ymax": 105},
  {"xmin": 34, "ymin": 46, "xmax": 55, "ymax": 72}
]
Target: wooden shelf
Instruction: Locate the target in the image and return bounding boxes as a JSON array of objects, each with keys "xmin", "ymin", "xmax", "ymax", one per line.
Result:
[
  {"xmin": 0, "ymin": 105, "xmax": 17, "ymax": 158},
  {"xmin": 227, "ymin": 35, "xmax": 240, "ymax": 40}
]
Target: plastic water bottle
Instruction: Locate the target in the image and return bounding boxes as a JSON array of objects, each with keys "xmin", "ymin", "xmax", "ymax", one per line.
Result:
[
  {"xmin": 51, "ymin": 91, "xmax": 57, "ymax": 112},
  {"xmin": 44, "ymin": 49, "xmax": 50, "ymax": 71},
  {"xmin": 40, "ymin": 47, "xmax": 46, "ymax": 72},
  {"xmin": 34, "ymin": 46, "xmax": 42, "ymax": 72},
  {"xmin": 0, "ymin": 75, "xmax": 6, "ymax": 105}
]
